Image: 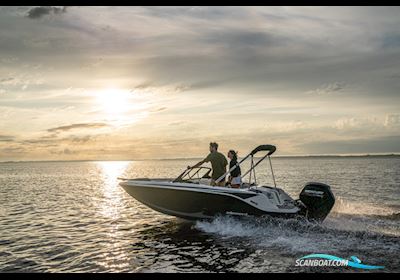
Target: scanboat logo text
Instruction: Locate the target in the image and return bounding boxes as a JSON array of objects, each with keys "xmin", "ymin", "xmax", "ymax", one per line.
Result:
[{"xmin": 295, "ymin": 254, "xmax": 384, "ymax": 270}]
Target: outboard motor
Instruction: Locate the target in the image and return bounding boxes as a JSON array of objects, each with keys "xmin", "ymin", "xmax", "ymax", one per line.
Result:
[{"xmin": 299, "ymin": 182, "xmax": 335, "ymax": 222}]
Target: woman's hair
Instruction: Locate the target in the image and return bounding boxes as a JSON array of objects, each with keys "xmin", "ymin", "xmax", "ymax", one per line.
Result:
[{"xmin": 228, "ymin": 150, "xmax": 238, "ymax": 161}]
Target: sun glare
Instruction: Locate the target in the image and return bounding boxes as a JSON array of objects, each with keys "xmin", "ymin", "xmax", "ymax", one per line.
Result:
[
  {"xmin": 97, "ymin": 88, "xmax": 131, "ymax": 116},
  {"xmin": 93, "ymin": 88, "xmax": 150, "ymax": 126}
]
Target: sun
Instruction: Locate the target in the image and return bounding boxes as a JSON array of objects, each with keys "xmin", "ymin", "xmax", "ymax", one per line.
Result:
[
  {"xmin": 94, "ymin": 88, "xmax": 149, "ymax": 126},
  {"xmin": 96, "ymin": 88, "xmax": 131, "ymax": 117}
]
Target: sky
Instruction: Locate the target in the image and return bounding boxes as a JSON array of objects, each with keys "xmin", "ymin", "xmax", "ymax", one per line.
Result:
[{"xmin": 0, "ymin": 6, "xmax": 400, "ymax": 161}]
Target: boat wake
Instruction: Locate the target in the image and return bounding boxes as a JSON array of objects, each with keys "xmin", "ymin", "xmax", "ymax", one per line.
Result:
[{"xmin": 195, "ymin": 196, "xmax": 400, "ymax": 269}]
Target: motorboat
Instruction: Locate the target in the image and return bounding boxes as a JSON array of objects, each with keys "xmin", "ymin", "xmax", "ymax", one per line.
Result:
[{"xmin": 119, "ymin": 145, "xmax": 335, "ymax": 222}]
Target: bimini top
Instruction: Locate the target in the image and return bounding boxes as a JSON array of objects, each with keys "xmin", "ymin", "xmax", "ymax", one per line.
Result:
[{"xmin": 250, "ymin": 144, "xmax": 276, "ymax": 156}]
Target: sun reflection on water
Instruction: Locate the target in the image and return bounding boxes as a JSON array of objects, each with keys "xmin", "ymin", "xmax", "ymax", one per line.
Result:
[
  {"xmin": 97, "ymin": 161, "xmax": 130, "ymax": 219},
  {"xmin": 95, "ymin": 161, "xmax": 132, "ymax": 270}
]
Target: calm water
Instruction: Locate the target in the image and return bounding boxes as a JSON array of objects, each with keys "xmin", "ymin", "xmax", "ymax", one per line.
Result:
[{"xmin": 0, "ymin": 157, "xmax": 399, "ymax": 273}]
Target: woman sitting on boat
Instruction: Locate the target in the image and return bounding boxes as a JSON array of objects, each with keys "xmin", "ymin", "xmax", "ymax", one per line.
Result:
[{"xmin": 227, "ymin": 150, "xmax": 242, "ymax": 188}]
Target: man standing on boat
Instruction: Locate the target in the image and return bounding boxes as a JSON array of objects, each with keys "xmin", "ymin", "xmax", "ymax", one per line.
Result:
[{"xmin": 188, "ymin": 142, "xmax": 228, "ymax": 187}]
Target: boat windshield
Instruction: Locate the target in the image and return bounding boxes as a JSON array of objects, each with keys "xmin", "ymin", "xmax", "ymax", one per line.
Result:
[{"xmin": 173, "ymin": 166, "xmax": 211, "ymax": 183}]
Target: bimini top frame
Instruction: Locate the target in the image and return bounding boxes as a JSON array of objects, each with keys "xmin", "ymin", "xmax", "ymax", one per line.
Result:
[{"xmin": 215, "ymin": 144, "xmax": 277, "ymax": 188}]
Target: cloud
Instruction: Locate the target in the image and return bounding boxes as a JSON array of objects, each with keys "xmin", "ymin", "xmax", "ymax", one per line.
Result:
[
  {"xmin": 150, "ymin": 107, "xmax": 167, "ymax": 112},
  {"xmin": 0, "ymin": 135, "xmax": 15, "ymax": 142},
  {"xmin": 130, "ymin": 82, "xmax": 192, "ymax": 94},
  {"xmin": 264, "ymin": 120, "xmax": 310, "ymax": 132},
  {"xmin": 26, "ymin": 6, "xmax": 67, "ymax": 19},
  {"xmin": 203, "ymin": 29, "xmax": 282, "ymax": 51},
  {"xmin": 0, "ymin": 70, "xmax": 44, "ymax": 92},
  {"xmin": 0, "ymin": 77, "xmax": 15, "ymax": 84},
  {"xmin": 333, "ymin": 115, "xmax": 400, "ymax": 132},
  {"xmin": 131, "ymin": 80, "xmax": 228, "ymax": 94},
  {"xmin": 0, "ymin": 146, "xmax": 25, "ymax": 153},
  {"xmin": 47, "ymin": 122, "xmax": 109, "ymax": 133},
  {"xmin": 306, "ymin": 82, "xmax": 347, "ymax": 96},
  {"xmin": 331, "ymin": 116, "xmax": 394, "ymax": 139},
  {"xmin": 386, "ymin": 72, "xmax": 400, "ymax": 79},
  {"xmin": 80, "ymin": 58, "xmax": 104, "ymax": 69},
  {"xmin": 333, "ymin": 117, "xmax": 365, "ymax": 130},
  {"xmin": 19, "ymin": 134, "xmax": 95, "ymax": 147},
  {"xmin": 168, "ymin": 121, "xmax": 185, "ymax": 126},
  {"xmin": 0, "ymin": 56, "xmax": 19, "ymax": 64},
  {"xmin": 384, "ymin": 114, "xmax": 400, "ymax": 127},
  {"xmin": 63, "ymin": 148, "xmax": 76, "ymax": 155},
  {"xmin": 48, "ymin": 148, "xmax": 79, "ymax": 155},
  {"xmin": 188, "ymin": 80, "xmax": 231, "ymax": 91},
  {"xmin": 299, "ymin": 135, "xmax": 400, "ymax": 154},
  {"xmin": 70, "ymin": 135, "xmax": 92, "ymax": 143}
]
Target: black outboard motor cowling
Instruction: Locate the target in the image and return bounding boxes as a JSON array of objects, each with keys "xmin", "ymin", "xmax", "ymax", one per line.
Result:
[{"xmin": 299, "ymin": 182, "xmax": 335, "ymax": 222}]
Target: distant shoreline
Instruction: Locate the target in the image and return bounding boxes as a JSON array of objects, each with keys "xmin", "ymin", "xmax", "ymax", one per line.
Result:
[{"xmin": 1, "ymin": 153, "xmax": 400, "ymax": 163}]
